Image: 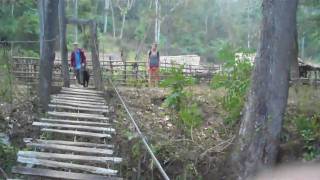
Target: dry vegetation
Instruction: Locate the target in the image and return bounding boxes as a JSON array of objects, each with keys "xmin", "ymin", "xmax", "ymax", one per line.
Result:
[{"xmin": 112, "ymin": 84, "xmax": 320, "ymax": 179}]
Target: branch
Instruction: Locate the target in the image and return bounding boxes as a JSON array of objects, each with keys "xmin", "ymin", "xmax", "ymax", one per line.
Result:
[
  {"xmin": 159, "ymin": 0, "xmax": 184, "ymax": 22},
  {"xmin": 0, "ymin": 167, "xmax": 9, "ymax": 179},
  {"xmin": 169, "ymin": 0, "xmax": 183, "ymax": 13},
  {"xmin": 66, "ymin": 17, "xmax": 93, "ymax": 25}
]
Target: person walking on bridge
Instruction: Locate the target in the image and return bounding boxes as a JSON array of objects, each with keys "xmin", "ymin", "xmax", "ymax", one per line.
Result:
[
  {"xmin": 148, "ymin": 43, "xmax": 160, "ymax": 87},
  {"xmin": 70, "ymin": 42, "xmax": 87, "ymax": 85}
]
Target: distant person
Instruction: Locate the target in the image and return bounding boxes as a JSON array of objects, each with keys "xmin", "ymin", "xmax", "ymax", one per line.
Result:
[
  {"xmin": 70, "ymin": 42, "xmax": 86, "ymax": 85},
  {"xmin": 148, "ymin": 43, "xmax": 160, "ymax": 87}
]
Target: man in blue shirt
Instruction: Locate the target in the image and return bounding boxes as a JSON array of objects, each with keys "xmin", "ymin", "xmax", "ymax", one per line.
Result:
[{"xmin": 70, "ymin": 42, "xmax": 86, "ymax": 85}]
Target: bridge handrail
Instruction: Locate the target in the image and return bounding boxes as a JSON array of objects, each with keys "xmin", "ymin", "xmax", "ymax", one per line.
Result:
[{"xmin": 109, "ymin": 79, "xmax": 170, "ymax": 180}]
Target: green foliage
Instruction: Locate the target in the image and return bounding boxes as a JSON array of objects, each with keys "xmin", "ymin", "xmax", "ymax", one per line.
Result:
[
  {"xmin": 298, "ymin": 0, "xmax": 320, "ymax": 62},
  {"xmin": 179, "ymin": 104, "xmax": 203, "ymax": 129},
  {"xmin": 160, "ymin": 66, "xmax": 195, "ymax": 111},
  {"xmin": 161, "ymin": 67, "xmax": 203, "ymax": 132},
  {"xmin": 0, "ymin": 1, "xmax": 38, "ymax": 39},
  {"xmin": 16, "ymin": 49, "xmax": 39, "ymax": 58},
  {"xmin": 0, "ymin": 52, "xmax": 13, "ymax": 102},
  {"xmin": 294, "ymin": 115, "xmax": 320, "ymax": 160},
  {"xmin": 211, "ymin": 46, "xmax": 252, "ymax": 125},
  {"xmin": 0, "ymin": 142, "xmax": 17, "ymax": 174},
  {"xmin": 214, "ymin": 40, "xmax": 237, "ymax": 63},
  {"xmin": 131, "ymin": 141, "xmax": 142, "ymax": 160}
]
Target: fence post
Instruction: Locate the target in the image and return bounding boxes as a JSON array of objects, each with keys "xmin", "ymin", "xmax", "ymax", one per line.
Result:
[
  {"xmin": 89, "ymin": 21, "xmax": 104, "ymax": 91},
  {"xmin": 164, "ymin": 59, "xmax": 166, "ymax": 71},
  {"xmin": 121, "ymin": 50, "xmax": 127, "ymax": 83},
  {"xmin": 124, "ymin": 61, "xmax": 127, "ymax": 83},
  {"xmin": 109, "ymin": 56, "xmax": 113, "ymax": 76},
  {"xmin": 136, "ymin": 63, "xmax": 139, "ymax": 80}
]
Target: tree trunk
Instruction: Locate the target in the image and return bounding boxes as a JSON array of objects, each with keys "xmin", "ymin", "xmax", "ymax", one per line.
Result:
[
  {"xmin": 73, "ymin": 0, "xmax": 78, "ymax": 42},
  {"xmin": 11, "ymin": 3, "xmax": 14, "ymax": 17},
  {"xmin": 247, "ymin": 0, "xmax": 251, "ymax": 49},
  {"xmin": 231, "ymin": 0, "xmax": 298, "ymax": 179},
  {"xmin": 110, "ymin": 0, "xmax": 116, "ymax": 38},
  {"xmin": 38, "ymin": 0, "xmax": 59, "ymax": 111},
  {"xmin": 301, "ymin": 32, "xmax": 305, "ymax": 58},
  {"xmin": 204, "ymin": 15, "xmax": 208, "ymax": 34},
  {"xmin": 291, "ymin": 58, "xmax": 300, "ymax": 81},
  {"xmin": 104, "ymin": 11, "xmax": 108, "ymax": 33},
  {"xmin": 157, "ymin": 11, "xmax": 161, "ymax": 43},
  {"xmin": 154, "ymin": 0, "xmax": 159, "ymax": 43},
  {"xmin": 119, "ymin": 12, "xmax": 126, "ymax": 39},
  {"xmin": 89, "ymin": 21, "xmax": 104, "ymax": 91},
  {"xmin": 103, "ymin": 0, "xmax": 109, "ymax": 33},
  {"xmin": 135, "ymin": 20, "xmax": 152, "ymax": 60},
  {"xmin": 291, "ymin": 29, "xmax": 299, "ymax": 81},
  {"xmin": 58, "ymin": 0, "xmax": 69, "ymax": 87}
]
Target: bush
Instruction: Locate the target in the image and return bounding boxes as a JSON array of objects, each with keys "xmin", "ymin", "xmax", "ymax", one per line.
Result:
[
  {"xmin": 0, "ymin": 142, "xmax": 17, "ymax": 174},
  {"xmin": 179, "ymin": 104, "xmax": 203, "ymax": 129},
  {"xmin": 160, "ymin": 66, "xmax": 203, "ymax": 133},
  {"xmin": 160, "ymin": 66, "xmax": 195, "ymax": 111},
  {"xmin": 0, "ymin": 52, "xmax": 13, "ymax": 102},
  {"xmin": 211, "ymin": 61, "xmax": 252, "ymax": 125},
  {"xmin": 294, "ymin": 115, "xmax": 320, "ymax": 160}
]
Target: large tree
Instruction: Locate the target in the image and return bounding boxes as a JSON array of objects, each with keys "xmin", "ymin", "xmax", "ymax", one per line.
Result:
[
  {"xmin": 38, "ymin": 0, "xmax": 59, "ymax": 110},
  {"xmin": 59, "ymin": 0, "xmax": 69, "ymax": 87},
  {"xmin": 231, "ymin": 0, "xmax": 298, "ymax": 179}
]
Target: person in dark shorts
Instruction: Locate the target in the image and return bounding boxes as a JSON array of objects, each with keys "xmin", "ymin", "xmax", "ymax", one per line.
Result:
[{"xmin": 70, "ymin": 42, "xmax": 86, "ymax": 85}]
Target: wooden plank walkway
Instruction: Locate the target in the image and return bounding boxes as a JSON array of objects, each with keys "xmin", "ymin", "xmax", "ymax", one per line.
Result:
[{"xmin": 12, "ymin": 86, "xmax": 123, "ymax": 179}]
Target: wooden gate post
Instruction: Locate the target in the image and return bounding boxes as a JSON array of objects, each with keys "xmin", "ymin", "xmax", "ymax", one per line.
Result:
[
  {"xmin": 89, "ymin": 21, "xmax": 104, "ymax": 91},
  {"xmin": 38, "ymin": 0, "xmax": 59, "ymax": 111},
  {"xmin": 58, "ymin": 0, "xmax": 70, "ymax": 87},
  {"xmin": 109, "ymin": 56, "xmax": 114, "ymax": 75},
  {"xmin": 124, "ymin": 61, "xmax": 127, "ymax": 83}
]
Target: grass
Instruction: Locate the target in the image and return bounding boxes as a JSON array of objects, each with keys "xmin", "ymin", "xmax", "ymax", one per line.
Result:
[
  {"xmin": 284, "ymin": 85, "xmax": 320, "ymax": 161},
  {"xmin": 0, "ymin": 142, "xmax": 17, "ymax": 176},
  {"xmin": 287, "ymin": 85, "xmax": 320, "ymax": 115}
]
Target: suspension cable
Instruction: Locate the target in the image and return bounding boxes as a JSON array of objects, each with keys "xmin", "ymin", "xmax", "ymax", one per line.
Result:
[
  {"xmin": 0, "ymin": 38, "xmax": 57, "ymax": 44},
  {"xmin": 109, "ymin": 79, "xmax": 170, "ymax": 180}
]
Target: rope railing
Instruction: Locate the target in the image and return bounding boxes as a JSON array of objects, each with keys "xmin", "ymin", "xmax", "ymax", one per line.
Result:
[
  {"xmin": 0, "ymin": 38, "xmax": 57, "ymax": 44},
  {"xmin": 109, "ymin": 79, "xmax": 170, "ymax": 180}
]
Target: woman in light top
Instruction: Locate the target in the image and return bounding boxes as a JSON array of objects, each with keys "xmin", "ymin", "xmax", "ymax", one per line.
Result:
[{"xmin": 147, "ymin": 43, "xmax": 160, "ymax": 87}]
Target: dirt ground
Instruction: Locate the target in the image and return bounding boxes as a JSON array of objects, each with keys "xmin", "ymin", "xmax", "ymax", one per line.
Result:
[
  {"xmin": 112, "ymin": 86, "xmax": 235, "ymax": 179},
  {"xmin": 112, "ymin": 84, "xmax": 320, "ymax": 179},
  {"xmin": 1, "ymin": 84, "xmax": 319, "ymax": 179},
  {"xmin": 0, "ymin": 100, "xmax": 39, "ymax": 147},
  {"xmin": 0, "ymin": 87, "xmax": 40, "ymax": 178}
]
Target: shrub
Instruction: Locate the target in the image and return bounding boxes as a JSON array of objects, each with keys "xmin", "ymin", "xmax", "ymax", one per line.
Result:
[
  {"xmin": 0, "ymin": 142, "xmax": 17, "ymax": 174},
  {"xmin": 294, "ymin": 115, "xmax": 320, "ymax": 160},
  {"xmin": 0, "ymin": 52, "xmax": 13, "ymax": 102},
  {"xmin": 160, "ymin": 66, "xmax": 203, "ymax": 133},
  {"xmin": 179, "ymin": 104, "xmax": 203, "ymax": 129},
  {"xmin": 160, "ymin": 66, "xmax": 195, "ymax": 111},
  {"xmin": 211, "ymin": 61, "xmax": 252, "ymax": 125}
]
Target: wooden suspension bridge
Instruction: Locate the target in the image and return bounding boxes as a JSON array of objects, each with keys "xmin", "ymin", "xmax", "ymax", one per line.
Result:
[
  {"xmin": 8, "ymin": 45, "xmax": 171, "ymax": 179},
  {"xmin": 12, "ymin": 85, "xmax": 124, "ymax": 180}
]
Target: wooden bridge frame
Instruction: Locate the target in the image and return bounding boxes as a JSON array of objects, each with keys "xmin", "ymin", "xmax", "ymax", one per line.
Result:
[{"xmin": 59, "ymin": 0, "xmax": 104, "ymax": 91}]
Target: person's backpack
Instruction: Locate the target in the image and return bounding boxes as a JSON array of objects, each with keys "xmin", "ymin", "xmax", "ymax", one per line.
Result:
[{"xmin": 149, "ymin": 51, "xmax": 160, "ymax": 67}]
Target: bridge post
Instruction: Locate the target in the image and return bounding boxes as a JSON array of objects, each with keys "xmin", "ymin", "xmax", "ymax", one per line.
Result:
[
  {"xmin": 38, "ymin": 0, "xmax": 59, "ymax": 111},
  {"xmin": 58, "ymin": 0, "xmax": 70, "ymax": 87},
  {"xmin": 89, "ymin": 21, "xmax": 104, "ymax": 91}
]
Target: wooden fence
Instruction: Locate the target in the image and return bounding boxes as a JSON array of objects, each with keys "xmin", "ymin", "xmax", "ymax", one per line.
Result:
[
  {"xmin": 12, "ymin": 56, "xmax": 221, "ymax": 85},
  {"xmin": 10, "ymin": 56, "xmax": 320, "ymax": 86},
  {"xmin": 11, "ymin": 57, "xmax": 75, "ymax": 86}
]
